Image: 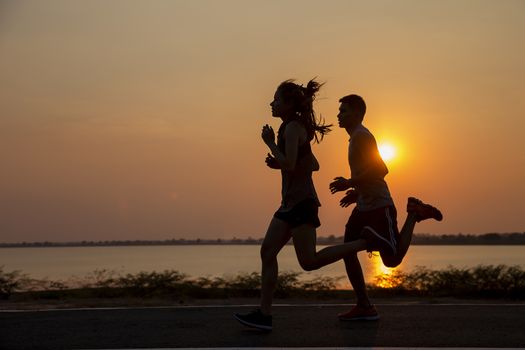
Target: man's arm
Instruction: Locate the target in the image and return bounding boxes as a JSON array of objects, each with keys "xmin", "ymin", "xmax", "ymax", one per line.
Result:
[
  {"xmin": 329, "ymin": 133, "xmax": 388, "ymax": 193},
  {"xmin": 349, "ymin": 133, "xmax": 388, "ymax": 186}
]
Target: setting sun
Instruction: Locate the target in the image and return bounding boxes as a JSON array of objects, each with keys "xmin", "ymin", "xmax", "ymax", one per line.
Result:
[{"xmin": 378, "ymin": 143, "xmax": 396, "ymax": 162}]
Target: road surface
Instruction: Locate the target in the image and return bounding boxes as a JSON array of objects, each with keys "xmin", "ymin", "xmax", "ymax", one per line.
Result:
[{"xmin": 1, "ymin": 302, "xmax": 524, "ymax": 349}]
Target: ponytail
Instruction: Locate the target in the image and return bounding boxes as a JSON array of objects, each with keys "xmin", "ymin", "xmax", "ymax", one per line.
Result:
[{"xmin": 277, "ymin": 78, "xmax": 332, "ymax": 143}]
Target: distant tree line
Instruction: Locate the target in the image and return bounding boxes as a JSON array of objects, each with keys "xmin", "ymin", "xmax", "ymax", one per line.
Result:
[
  {"xmin": 1, "ymin": 232, "xmax": 525, "ymax": 247},
  {"xmin": 0, "ymin": 237, "xmax": 263, "ymax": 247},
  {"xmin": 411, "ymin": 232, "xmax": 525, "ymax": 245},
  {"xmin": 318, "ymin": 232, "xmax": 525, "ymax": 245}
]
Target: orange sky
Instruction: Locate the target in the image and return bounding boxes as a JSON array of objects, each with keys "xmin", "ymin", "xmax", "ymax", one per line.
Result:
[{"xmin": 1, "ymin": 1, "xmax": 524, "ymax": 242}]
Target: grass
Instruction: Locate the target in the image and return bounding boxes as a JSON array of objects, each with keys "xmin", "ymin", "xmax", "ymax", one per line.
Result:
[{"xmin": 1, "ymin": 265, "xmax": 524, "ymax": 302}]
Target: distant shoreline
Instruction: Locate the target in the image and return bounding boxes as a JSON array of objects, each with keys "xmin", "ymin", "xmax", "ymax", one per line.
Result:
[{"xmin": 1, "ymin": 232, "xmax": 524, "ymax": 247}]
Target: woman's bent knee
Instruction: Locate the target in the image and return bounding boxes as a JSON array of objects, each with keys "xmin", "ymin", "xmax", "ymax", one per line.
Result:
[{"xmin": 298, "ymin": 259, "xmax": 318, "ymax": 271}]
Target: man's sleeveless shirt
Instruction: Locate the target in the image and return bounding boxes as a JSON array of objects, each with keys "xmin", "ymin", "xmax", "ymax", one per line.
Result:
[{"xmin": 349, "ymin": 124, "xmax": 394, "ymax": 211}]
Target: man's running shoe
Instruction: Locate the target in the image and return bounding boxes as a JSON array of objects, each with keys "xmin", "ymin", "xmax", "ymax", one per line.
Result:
[
  {"xmin": 234, "ymin": 309, "xmax": 272, "ymax": 331},
  {"xmin": 407, "ymin": 197, "xmax": 443, "ymax": 222},
  {"xmin": 337, "ymin": 305, "xmax": 380, "ymax": 321}
]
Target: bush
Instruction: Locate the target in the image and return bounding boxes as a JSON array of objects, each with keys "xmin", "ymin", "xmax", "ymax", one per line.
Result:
[
  {"xmin": 371, "ymin": 265, "xmax": 525, "ymax": 299},
  {"xmin": 3, "ymin": 265, "xmax": 524, "ymax": 301},
  {"xmin": 0, "ymin": 266, "xmax": 29, "ymax": 299}
]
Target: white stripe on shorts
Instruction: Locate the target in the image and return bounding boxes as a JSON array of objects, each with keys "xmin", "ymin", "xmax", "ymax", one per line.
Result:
[{"xmin": 385, "ymin": 207, "xmax": 397, "ymax": 254}]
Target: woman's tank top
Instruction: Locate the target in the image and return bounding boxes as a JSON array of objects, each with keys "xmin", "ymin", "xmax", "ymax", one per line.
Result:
[{"xmin": 277, "ymin": 119, "xmax": 320, "ymax": 212}]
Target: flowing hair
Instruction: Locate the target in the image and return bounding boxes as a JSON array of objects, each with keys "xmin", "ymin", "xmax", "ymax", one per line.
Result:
[{"xmin": 277, "ymin": 78, "xmax": 332, "ymax": 143}]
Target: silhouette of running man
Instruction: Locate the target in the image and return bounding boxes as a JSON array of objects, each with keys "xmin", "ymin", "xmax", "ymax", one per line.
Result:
[{"xmin": 329, "ymin": 94, "xmax": 443, "ymax": 321}]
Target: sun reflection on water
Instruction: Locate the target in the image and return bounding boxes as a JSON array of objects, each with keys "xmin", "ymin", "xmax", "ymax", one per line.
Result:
[{"xmin": 370, "ymin": 253, "xmax": 404, "ymax": 288}]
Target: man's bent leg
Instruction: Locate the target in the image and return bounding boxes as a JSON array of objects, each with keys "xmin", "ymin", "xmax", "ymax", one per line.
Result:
[
  {"xmin": 344, "ymin": 254, "xmax": 371, "ymax": 307},
  {"xmin": 382, "ymin": 197, "xmax": 443, "ymax": 267},
  {"xmin": 382, "ymin": 211, "xmax": 418, "ymax": 267}
]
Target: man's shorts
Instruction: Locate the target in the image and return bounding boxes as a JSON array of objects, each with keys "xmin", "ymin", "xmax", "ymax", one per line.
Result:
[
  {"xmin": 344, "ymin": 205, "xmax": 399, "ymax": 255},
  {"xmin": 274, "ymin": 198, "xmax": 321, "ymax": 229}
]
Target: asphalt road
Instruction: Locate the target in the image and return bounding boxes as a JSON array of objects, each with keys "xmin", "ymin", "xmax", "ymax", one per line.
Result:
[{"xmin": 1, "ymin": 302, "xmax": 525, "ymax": 349}]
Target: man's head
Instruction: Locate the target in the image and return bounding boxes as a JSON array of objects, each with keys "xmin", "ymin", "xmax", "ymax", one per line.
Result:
[{"xmin": 337, "ymin": 94, "xmax": 366, "ymax": 130}]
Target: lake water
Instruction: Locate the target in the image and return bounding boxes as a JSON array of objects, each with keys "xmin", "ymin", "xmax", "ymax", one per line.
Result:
[{"xmin": 1, "ymin": 245, "xmax": 524, "ymax": 289}]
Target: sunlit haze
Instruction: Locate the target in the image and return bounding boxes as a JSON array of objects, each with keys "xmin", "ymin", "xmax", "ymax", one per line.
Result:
[
  {"xmin": 1, "ymin": 0, "xmax": 524, "ymax": 243},
  {"xmin": 378, "ymin": 143, "xmax": 396, "ymax": 162}
]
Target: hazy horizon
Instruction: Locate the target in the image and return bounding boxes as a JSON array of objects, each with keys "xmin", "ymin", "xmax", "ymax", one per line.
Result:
[
  {"xmin": 5, "ymin": 231, "xmax": 525, "ymax": 245},
  {"xmin": 1, "ymin": 1, "xmax": 525, "ymax": 243}
]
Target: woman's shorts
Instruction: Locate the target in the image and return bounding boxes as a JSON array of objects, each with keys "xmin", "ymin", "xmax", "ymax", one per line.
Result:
[
  {"xmin": 274, "ymin": 198, "xmax": 321, "ymax": 229},
  {"xmin": 344, "ymin": 205, "xmax": 399, "ymax": 255}
]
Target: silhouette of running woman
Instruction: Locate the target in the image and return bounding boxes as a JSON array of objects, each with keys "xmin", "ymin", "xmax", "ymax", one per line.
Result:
[
  {"xmin": 235, "ymin": 80, "xmax": 372, "ymax": 331},
  {"xmin": 330, "ymin": 94, "xmax": 443, "ymax": 321}
]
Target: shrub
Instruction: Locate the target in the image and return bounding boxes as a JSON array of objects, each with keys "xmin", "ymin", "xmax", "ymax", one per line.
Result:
[{"xmin": 0, "ymin": 266, "xmax": 30, "ymax": 299}]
